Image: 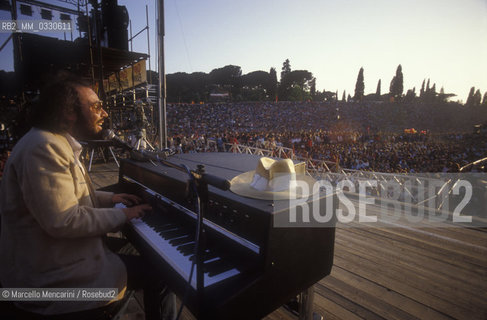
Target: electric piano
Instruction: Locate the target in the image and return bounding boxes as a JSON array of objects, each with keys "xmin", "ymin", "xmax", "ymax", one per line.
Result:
[{"xmin": 110, "ymin": 153, "xmax": 336, "ymax": 319}]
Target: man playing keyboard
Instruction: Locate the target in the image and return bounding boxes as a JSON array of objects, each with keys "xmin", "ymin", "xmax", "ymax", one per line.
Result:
[{"xmin": 0, "ymin": 73, "xmax": 175, "ymax": 320}]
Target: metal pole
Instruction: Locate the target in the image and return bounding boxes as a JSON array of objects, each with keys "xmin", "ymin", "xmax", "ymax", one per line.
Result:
[
  {"xmin": 157, "ymin": 0, "xmax": 167, "ymax": 149},
  {"xmin": 92, "ymin": 1, "xmax": 105, "ymax": 99},
  {"xmin": 10, "ymin": 0, "xmax": 24, "ymax": 103},
  {"xmin": 129, "ymin": 19, "xmax": 133, "ymax": 52},
  {"xmin": 10, "ymin": 0, "xmax": 19, "ymax": 69},
  {"xmin": 146, "ymin": 5, "xmax": 151, "ymax": 84},
  {"xmin": 85, "ymin": 1, "xmax": 95, "ymax": 85}
]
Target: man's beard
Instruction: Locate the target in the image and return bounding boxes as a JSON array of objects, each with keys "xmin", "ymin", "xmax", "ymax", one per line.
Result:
[{"xmin": 74, "ymin": 111, "xmax": 103, "ymax": 140}]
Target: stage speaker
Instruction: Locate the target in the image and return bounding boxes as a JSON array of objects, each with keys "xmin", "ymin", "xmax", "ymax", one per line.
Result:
[{"xmin": 102, "ymin": 0, "xmax": 129, "ymax": 51}]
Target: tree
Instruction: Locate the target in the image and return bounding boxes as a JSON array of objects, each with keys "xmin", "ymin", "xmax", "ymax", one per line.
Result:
[
  {"xmin": 404, "ymin": 89, "xmax": 416, "ymax": 103},
  {"xmin": 209, "ymin": 65, "xmax": 241, "ymax": 86},
  {"xmin": 376, "ymin": 79, "xmax": 381, "ymax": 97},
  {"xmin": 241, "ymin": 70, "xmax": 269, "ymax": 88},
  {"xmin": 241, "ymin": 70, "xmax": 270, "ymax": 101},
  {"xmin": 482, "ymin": 91, "xmax": 487, "ymax": 106},
  {"xmin": 473, "ymin": 89, "xmax": 482, "ymax": 106},
  {"xmin": 354, "ymin": 67, "xmax": 365, "ymax": 101},
  {"xmin": 209, "ymin": 65, "xmax": 242, "ymax": 100},
  {"xmin": 281, "ymin": 59, "xmax": 291, "ymax": 80},
  {"xmin": 420, "ymin": 79, "xmax": 425, "ymax": 98},
  {"xmin": 278, "ymin": 69, "xmax": 313, "ymax": 101},
  {"xmin": 389, "ymin": 64, "xmax": 404, "ymax": 101},
  {"xmin": 321, "ymin": 90, "xmax": 336, "ymax": 102},
  {"xmin": 166, "ymin": 71, "xmax": 209, "ymax": 103},
  {"xmin": 466, "ymin": 87, "xmax": 475, "ymax": 106},
  {"xmin": 342, "ymin": 90, "xmax": 346, "ymax": 102},
  {"xmin": 267, "ymin": 67, "xmax": 277, "ymax": 101},
  {"xmin": 287, "ymin": 85, "xmax": 310, "ymax": 101},
  {"xmin": 310, "ymin": 77, "xmax": 316, "ymax": 98}
]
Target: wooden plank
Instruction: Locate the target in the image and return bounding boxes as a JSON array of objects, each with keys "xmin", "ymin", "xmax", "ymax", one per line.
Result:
[
  {"xmin": 341, "ymin": 222, "xmax": 487, "ymax": 267},
  {"xmin": 312, "ymin": 292, "xmax": 366, "ymax": 320},
  {"xmin": 412, "ymin": 226, "xmax": 487, "ymax": 248},
  {"xmin": 340, "ymin": 224, "xmax": 487, "ymax": 273},
  {"xmin": 333, "ymin": 241, "xmax": 484, "ymax": 312},
  {"xmin": 330, "ymin": 266, "xmax": 454, "ymax": 320},
  {"xmin": 331, "ymin": 252, "xmax": 485, "ymax": 320},
  {"xmin": 336, "ymin": 228, "xmax": 487, "ymax": 294},
  {"xmin": 319, "ymin": 274, "xmax": 419, "ymax": 320},
  {"xmin": 314, "ymin": 282, "xmax": 386, "ymax": 320}
]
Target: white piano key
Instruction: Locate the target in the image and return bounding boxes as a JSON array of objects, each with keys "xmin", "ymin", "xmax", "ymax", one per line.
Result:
[
  {"xmin": 130, "ymin": 218, "xmax": 240, "ymax": 288},
  {"xmin": 115, "ymin": 201, "xmax": 241, "ymax": 289}
]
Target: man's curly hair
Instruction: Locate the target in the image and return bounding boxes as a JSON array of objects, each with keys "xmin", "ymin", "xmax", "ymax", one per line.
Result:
[{"xmin": 30, "ymin": 72, "xmax": 91, "ymax": 133}]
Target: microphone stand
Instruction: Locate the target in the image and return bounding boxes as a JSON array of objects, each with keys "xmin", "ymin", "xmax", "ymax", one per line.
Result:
[
  {"xmin": 184, "ymin": 164, "xmax": 209, "ymax": 317},
  {"xmin": 137, "ymin": 151, "xmax": 229, "ymax": 319}
]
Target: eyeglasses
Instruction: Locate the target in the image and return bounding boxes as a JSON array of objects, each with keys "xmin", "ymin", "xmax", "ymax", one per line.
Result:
[{"xmin": 89, "ymin": 101, "xmax": 104, "ymax": 113}]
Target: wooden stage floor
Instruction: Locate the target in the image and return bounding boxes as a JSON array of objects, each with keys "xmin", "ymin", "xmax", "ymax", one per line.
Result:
[{"xmin": 90, "ymin": 162, "xmax": 487, "ymax": 320}]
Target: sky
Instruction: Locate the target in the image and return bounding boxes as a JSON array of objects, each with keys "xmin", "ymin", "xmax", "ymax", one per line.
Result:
[{"xmin": 1, "ymin": 0, "xmax": 486, "ymax": 102}]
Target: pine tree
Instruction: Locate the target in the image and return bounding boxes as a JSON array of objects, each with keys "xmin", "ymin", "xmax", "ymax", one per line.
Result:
[
  {"xmin": 354, "ymin": 67, "xmax": 365, "ymax": 101},
  {"xmin": 376, "ymin": 79, "xmax": 381, "ymax": 97}
]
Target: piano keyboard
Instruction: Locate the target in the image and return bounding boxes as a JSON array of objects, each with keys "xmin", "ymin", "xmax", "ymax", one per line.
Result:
[
  {"xmin": 113, "ymin": 155, "xmax": 336, "ymax": 319},
  {"xmin": 115, "ymin": 203, "xmax": 242, "ymax": 288}
]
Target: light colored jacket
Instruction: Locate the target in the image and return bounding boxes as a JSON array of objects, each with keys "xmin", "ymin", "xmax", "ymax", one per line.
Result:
[{"xmin": 0, "ymin": 128, "xmax": 127, "ymax": 315}]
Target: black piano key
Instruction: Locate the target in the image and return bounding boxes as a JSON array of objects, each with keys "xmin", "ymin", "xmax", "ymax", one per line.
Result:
[
  {"xmin": 160, "ymin": 228, "xmax": 191, "ymax": 240},
  {"xmin": 170, "ymin": 235, "xmax": 194, "ymax": 246},
  {"xmin": 177, "ymin": 242, "xmax": 195, "ymax": 256},
  {"xmin": 152, "ymin": 223, "xmax": 178, "ymax": 233}
]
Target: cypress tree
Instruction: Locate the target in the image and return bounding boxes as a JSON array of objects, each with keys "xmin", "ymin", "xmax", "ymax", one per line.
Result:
[
  {"xmin": 466, "ymin": 87, "xmax": 475, "ymax": 106},
  {"xmin": 354, "ymin": 67, "xmax": 365, "ymax": 101},
  {"xmin": 389, "ymin": 64, "xmax": 403, "ymax": 101},
  {"xmin": 473, "ymin": 89, "xmax": 482, "ymax": 106}
]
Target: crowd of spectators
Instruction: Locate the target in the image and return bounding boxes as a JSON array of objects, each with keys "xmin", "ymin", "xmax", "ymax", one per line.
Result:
[
  {"xmin": 2, "ymin": 100, "xmax": 486, "ymax": 175},
  {"xmin": 163, "ymin": 101, "xmax": 487, "ymax": 173}
]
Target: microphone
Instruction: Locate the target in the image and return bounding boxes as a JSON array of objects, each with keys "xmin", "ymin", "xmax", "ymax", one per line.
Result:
[
  {"xmin": 102, "ymin": 129, "xmax": 166, "ymax": 161},
  {"xmin": 102, "ymin": 129, "xmax": 134, "ymax": 151}
]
